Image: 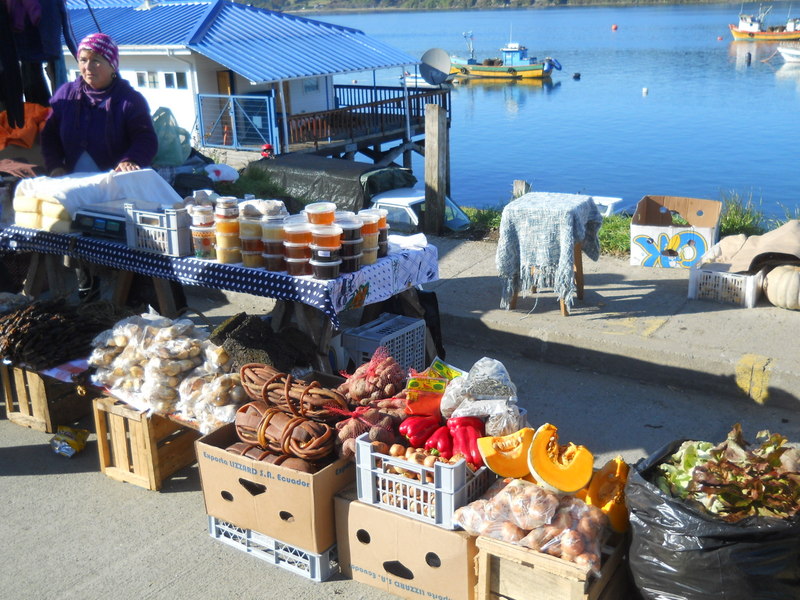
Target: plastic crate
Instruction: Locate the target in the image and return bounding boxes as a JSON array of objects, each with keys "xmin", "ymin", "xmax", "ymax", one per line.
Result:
[
  {"xmin": 208, "ymin": 516, "xmax": 338, "ymax": 582},
  {"xmin": 342, "ymin": 313, "xmax": 425, "ymax": 371},
  {"xmin": 354, "ymin": 433, "xmax": 495, "ymax": 529},
  {"xmin": 688, "ymin": 244, "xmax": 765, "ymax": 308},
  {"xmin": 124, "ymin": 203, "xmax": 192, "ymax": 257}
]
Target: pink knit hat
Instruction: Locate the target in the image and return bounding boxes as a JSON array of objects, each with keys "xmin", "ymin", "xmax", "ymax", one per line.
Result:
[{"xmin": 78, "ymin": 33, "xmax": 119, "ymax": 71}]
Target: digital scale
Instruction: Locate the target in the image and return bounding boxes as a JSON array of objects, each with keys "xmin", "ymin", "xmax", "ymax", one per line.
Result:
[{"xmin": 72, "ymin": 209, "xmax": 127, "ymax": 241}]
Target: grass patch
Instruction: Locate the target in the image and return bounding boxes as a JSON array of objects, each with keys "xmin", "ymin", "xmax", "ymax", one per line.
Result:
[
  {"xmin": 718, "ymin": 190, "xmax": 766, "ymax": 237},
  {"xmin": 597, "ymin": 214, "xmax": 632, "ymax": 256},
  {"xmin": 462, "ymin": 206, "xmax": 503, "ymax": 231}
]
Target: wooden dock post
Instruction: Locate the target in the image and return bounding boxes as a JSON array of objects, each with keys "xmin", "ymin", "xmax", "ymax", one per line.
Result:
[{"xmin": 424, "ymin": 103, "xmax": 448, "ymax": 235}]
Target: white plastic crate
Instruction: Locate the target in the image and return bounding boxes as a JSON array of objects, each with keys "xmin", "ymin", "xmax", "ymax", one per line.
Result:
[
  {"xmin": 208, "ymin": 516, "xmax": 338, "ymax": 582},
  {"xmin": 124, "ymin": 202, "xmax": 192, "ymax": 257},
  {"xmin": 688, "ymin": 244, "xmax": 765, "ymax": 308},
  {"xmin": 342, "ymin": 313, "xmax": 425, "ymax": 372},
  {"xmin": 354, "ymin": 433, "xmax": 495, "ymax": 529}
]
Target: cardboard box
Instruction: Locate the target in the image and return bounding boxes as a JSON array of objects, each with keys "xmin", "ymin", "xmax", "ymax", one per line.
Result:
[
  {"xmin": 196, "ymin": 422, "xmax": 355, "ymax": 553},
  {"xmin": 630, "ymin": 195, "xmax": 722, "ymax": 268},
  {"xmin": 336, "ymin": 490, "xmax": 478, "ymax": 600}
]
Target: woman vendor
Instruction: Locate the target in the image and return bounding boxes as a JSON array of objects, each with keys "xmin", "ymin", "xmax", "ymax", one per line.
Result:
[
  {"xmin": 39, "ymin": 33, "xmax": 183, "ymax": 309},
  {"xmin": 41, "ymin": 32, "xmax": 157, "ymax": 176}
]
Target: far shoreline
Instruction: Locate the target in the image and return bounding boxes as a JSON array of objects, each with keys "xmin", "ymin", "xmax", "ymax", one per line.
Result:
[{"xmin": 285, "ymin": 1, "xmax": 771, "ymax": 17}]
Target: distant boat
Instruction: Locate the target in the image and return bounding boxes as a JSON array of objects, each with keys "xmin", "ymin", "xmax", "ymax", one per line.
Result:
[
  {"xmin": 400, "ymin": 72, "xmax": 452, "ymax": 88},
  {"xmin": 778, "ymin": 43, "xmax": 800, "ymax": 61},
  {"xmin": 729, "ymin": 6, "xmax": 800, "ymax": 41},
  {"xmin": 449, "ymin": 31, "xmax": 561, "ymax": 80}
]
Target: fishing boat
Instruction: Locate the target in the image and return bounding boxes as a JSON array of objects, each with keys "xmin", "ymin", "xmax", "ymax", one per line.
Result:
[
  {"xmin": 449, "ymin": 31, "xmax": 561, "ymax": 80},
  {"xmin": 729, "ymin": 6, "xmax": 800, "ymax": 41},
  {"xmin": 778, "ymin": 43, "xmax": 800, "ymax": 61}
]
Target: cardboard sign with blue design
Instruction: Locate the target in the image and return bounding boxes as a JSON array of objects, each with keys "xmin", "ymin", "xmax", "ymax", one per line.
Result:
[{"xmin": 630, "ymin": 195, "xmax": 722, "ymax": 268}]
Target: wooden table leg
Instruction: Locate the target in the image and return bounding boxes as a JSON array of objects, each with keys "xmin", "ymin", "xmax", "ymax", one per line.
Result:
[
  {"xmin": 574, "ymin": 242, "xmax": 584, "ymax": 300},
  {"xmin": 112, "ymin": 271, "xmax": 134, "ymax": 308},
  {"xmin": 152, "ymin": 277, "xmax": 179, "ymax": 318},
  {"xmin": 293, "ymin": 302, "xmax": 334, "ymax": 373}
]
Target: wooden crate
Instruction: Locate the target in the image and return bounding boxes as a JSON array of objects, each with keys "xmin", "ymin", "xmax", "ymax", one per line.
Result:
[
  {"xmin": 1, "ymin": 363, "xmax": 94, "ymax": 433},
  {"xmin": 476, "ymin": 533, "xmax": 627, "ymax": 600},
  {"xmin": 92, "ymin": 395, "xmax": 201, "ymax": 491}
]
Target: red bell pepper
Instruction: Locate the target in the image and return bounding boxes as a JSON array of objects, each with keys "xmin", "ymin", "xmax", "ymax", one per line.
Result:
[
  {"xmin": 447, "ymin": 417, "xmax": 485, "ymax": 468},
  {"xmin": 424, "ymin": 426, "xmax": 453, "ymax": 459},
  {"xmin": 446, "ymin": 416, "xmax": 485, "ymax": 436},
  {"xmin": 398, "ymin": 415, "xmax": 440, "ymax": 448}
]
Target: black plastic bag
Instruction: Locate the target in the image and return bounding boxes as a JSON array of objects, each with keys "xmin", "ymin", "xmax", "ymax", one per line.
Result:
[{"xmin": 626, "ymin": 439, "xmax": 800, "ymax": 600}]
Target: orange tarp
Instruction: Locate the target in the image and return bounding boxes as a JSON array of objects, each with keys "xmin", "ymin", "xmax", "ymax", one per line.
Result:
[{"xmin": 0, "ymin": 103, "xmax": 51, "ymax": 151}]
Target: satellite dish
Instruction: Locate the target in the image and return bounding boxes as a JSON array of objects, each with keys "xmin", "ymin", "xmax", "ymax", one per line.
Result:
[{"xmin": 418, "ymin": 48, "xmax": 451, "ymax": 85}]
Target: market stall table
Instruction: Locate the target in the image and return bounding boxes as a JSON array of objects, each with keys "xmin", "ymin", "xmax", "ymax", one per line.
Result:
[
  {"xmin": 496, "ymin": 192, "xmax": 603, "ymax": 316},
  {"xmin": 0, "ymin": 226, "xmax": 439, "ymax": 371}
]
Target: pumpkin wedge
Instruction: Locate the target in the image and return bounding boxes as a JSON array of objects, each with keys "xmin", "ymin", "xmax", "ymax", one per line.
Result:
[
  {"xmin": 477, "ymin": 428, "xmax": 535, "ymax": 478},
  {"xmin": 527, "ymin": 423, "xmax": 594, "ymax": 493},
  {"xmin": 583, "ymin": 456, "xmax": 630, "ymax": 533}
]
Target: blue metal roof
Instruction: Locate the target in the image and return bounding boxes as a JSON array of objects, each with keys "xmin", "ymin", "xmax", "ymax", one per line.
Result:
[{"xmin": 65, "ymin": 0, "xmax": 418, "ymax": 82}]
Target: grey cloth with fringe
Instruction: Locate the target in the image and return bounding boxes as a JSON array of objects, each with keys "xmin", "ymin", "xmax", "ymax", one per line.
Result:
[{"xmin": 496, "ymin": 192, "xmax": 603, "ymax": 310}]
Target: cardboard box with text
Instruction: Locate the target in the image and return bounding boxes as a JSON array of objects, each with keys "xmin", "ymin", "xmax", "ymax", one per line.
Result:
[
  {"xmin": 196, "ymin": 422, "xmax": 354, "ymax": 553},
  {"xmin": 630, "ymin": 195, "xmax": 721, "ymax": 268}
]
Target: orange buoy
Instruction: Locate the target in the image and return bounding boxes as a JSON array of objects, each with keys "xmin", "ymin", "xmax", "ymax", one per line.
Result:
[
  {"xmin": 717, "ymin": 35, "xmax": 723, "ymax": 41},
  {"xmin": 611, "ymin": 24, "xmax": 618, "ymax": 31}
]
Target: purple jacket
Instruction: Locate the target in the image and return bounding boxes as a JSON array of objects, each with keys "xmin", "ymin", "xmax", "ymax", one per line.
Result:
[{"xmin": 41, "ymin": 76, "xmax": 158, "ymax": 173}]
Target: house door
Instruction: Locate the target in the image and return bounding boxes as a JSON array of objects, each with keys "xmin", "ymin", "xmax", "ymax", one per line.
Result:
[{"xmin": 217, "ymin": 71, "xmax": 234, "ymax": 144}]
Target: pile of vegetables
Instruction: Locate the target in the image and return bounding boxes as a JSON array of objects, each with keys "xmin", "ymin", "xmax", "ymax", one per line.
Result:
[{"xmin": 653, "ymin": 423, "xmax": 800, "ymax": 522}]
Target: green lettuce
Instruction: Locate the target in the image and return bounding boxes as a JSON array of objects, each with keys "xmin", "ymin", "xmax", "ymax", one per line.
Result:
[{"xmin": 653, "ymin": 424, "xmax": 800, "ymax": 522}]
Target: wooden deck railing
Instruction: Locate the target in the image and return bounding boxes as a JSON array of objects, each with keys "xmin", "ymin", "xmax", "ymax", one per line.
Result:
[{"xmin": 285, "ymin": 87, "xmax": 450, "ymax": 147}]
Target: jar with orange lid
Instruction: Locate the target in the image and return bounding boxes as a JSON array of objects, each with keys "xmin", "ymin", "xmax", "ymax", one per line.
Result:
[
  {"xmin": 358, "ymin": 208, "xmax": 387, "ymax": 229},
  {"xmin": 283, "ymin": 222, "xmax": 312, "ymax": 244},
  {"xmin": 311, "ymin": 224, "xmax": 342, "ymax": 248},
  {"xmin": 304, "ymin": 201, "xmax": 336, "ymax": 225},
  {"xmin": 215, "ymin": 217, "xmax": 239, "ymax": 235},
  {"xmin": 357, "ymin": 211, "xmax": 380, "ymax": 234}
]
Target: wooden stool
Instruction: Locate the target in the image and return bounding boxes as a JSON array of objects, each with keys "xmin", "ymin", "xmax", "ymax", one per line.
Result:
[{"xmin": 507, "ymin": 242, "xmax": 584, "ymax": 316}]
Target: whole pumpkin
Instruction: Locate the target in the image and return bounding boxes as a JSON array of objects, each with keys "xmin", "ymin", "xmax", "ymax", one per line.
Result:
[{"xmin": 764, "ymin": 265, "xmax": 800, "ymax": 310}]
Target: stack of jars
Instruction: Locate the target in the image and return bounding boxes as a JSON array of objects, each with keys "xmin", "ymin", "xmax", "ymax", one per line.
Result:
[
  {"xmin": 238, "ymin": 213, "xmax": 265, "ymax": 268},
  {"xmin": 214, "ymin": 197, "xmax": 242, "ymax": 264},
  {"xmin": 337, "ymin": 212, "xmax": 364, "ymax": 274},
  {"xmin": 189, "ymin": 205, "xmax": 216, "ymax": 259},
  {"xmin": 357, "ymin": 208, "xmax": 389, "ymax": 265},
  {"xmin": 305, "ymin": 202, "xmax": 341, "ymax": 280},
  {"xmin": 261, "ymin": 214, "xmax": 287, "ymax": 272}
]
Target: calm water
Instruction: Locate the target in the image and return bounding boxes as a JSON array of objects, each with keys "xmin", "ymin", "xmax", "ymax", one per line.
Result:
[{"xmin": 322, "ymin": 4, "xmax": 799, "ymax": 215}]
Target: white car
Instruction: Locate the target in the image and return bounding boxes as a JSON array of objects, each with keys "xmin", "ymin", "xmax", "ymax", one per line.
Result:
[{"xmin": 370, "ymin": 187, "xmax": 471, "ymax": 234}]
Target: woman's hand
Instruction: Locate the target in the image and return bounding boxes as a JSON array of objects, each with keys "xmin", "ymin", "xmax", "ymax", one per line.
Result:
[{"xmin": 114, "ymin": 161, "xmax": 140, "ymax": 172}]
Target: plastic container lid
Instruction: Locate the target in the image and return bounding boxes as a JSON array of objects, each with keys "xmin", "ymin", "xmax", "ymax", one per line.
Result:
[
  {"xmin": 311, "ymin": 224, "xmax": 343, "ymax": 236},
  {"xmin": 190, "ymin": 225, "xmax": 216, "ymax": 232},
  {"xmin": 304, "ymin": 201, "xmax": 336, "ymax": 215},
  {"xmin": 309, "ymin": 259, "xmax": 342, "ymax": 266},
  {"xmin": 283, "ymin": 213, "xmax": 309, "ymax": 224}
]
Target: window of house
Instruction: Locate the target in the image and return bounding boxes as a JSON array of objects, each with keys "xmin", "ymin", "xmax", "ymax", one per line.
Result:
[
  {"xmin": 136, "ymin": 71, "xmax": 159, "ymax": 88},
  {"xmin": 164, "ymin": 72, "xmax": 188, "ymax": 89},
  {"xmin": 303, "ymin": 78, "xmax": 320, "ymax": 93}
]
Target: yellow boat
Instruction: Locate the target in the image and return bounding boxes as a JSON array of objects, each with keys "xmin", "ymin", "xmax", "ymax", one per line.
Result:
[
  {"xmin": 449, "ymin": 32, "xmax": 561, "ymax": 80},
  {"xmin": 729, "ymin": 6, "xmax": 800, "ymax": 41}
]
